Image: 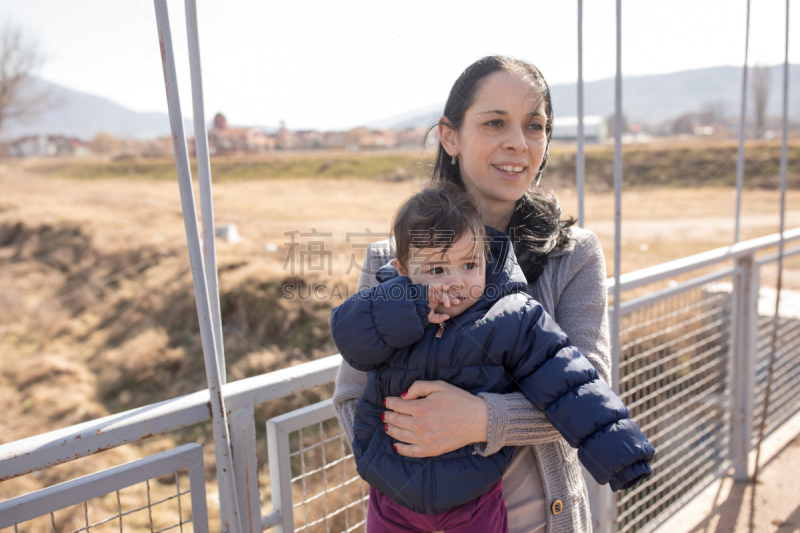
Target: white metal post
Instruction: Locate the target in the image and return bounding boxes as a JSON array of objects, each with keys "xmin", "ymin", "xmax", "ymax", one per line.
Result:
[
  {"xmin": 229, "ymin": 406, "xmax": 263, "ymax": 532},
  {"xmin": 267, "ymin": 420, "xmax": 295, "ymax": 533},
  {"xmin": 606, "ymin": 2, "xmax": 623, "ymax": 530},
  {"xmin": 579, "ymin": 3, "xmax": 611, "ymax": 530},
  {"xmin": 732, "ymin": 255, "xmax": 757, "ymax": 480},
  {"xmin": 184, "ymin": 0, "xmax": 226, "ymax": 385},
  {"xmin": 734, "ymin": 0, "xmax": 751, "ymax": 244},
  {"xmin": 577, "ymin": 0, "xmax": 586, "ymax": 228},
  {"xmin": 753, "ymin": 0, "xmax": 790, "ymax": 483},
  {"xmin": 611, "ymin": 0, "xmax": 623, "ymax": 397},
  {"xmin": 152, "ymin": 2, "xmax": 243, "ymax": 531}
]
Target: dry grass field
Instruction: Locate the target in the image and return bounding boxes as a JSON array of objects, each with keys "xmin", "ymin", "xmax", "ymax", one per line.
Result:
[{"xmin": 0, "ymin": 140, "xmax": 798, "ymax": 530}]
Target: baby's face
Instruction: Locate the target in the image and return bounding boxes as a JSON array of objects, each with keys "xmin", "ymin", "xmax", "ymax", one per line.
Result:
[{"xmin": 395, "ymin": 231, "xmax": 486, "ymax": 318}]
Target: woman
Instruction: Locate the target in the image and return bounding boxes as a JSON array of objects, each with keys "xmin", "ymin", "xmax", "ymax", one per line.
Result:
[{"xmin": 333, "ymin": 55, "xmax": 610, "ymax": 533}]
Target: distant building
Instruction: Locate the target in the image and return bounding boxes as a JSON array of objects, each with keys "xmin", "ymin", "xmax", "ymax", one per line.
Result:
[
  {"xmin": 396, "ymin": 126, "xmax": 436, "ymax": 148},
  {"xmin": 10, "ymin": 135, "xmax": 90, "ymax": 158},
  {"xmin": 275, "ymin": 120, "xmax": 293, "ymax": 150},
  {"xmin": 195, "ymin": 112, "xmax": 276, "ymax": 155},
  {"xmin": 321, "ymin": 131, "xmax": 347, "ymax": 149},
  {"xmin": 142, "ymin": 137, "xmax": 174, "ymax": 157},
  {"xmin": 293, "ymin": 130, "xmax": 323, "ymax": 150},
  {"xmin": 668, "ymin": 112, "xmax": 719, "ymax": 136},
  {"xmin": 551, "ymin": 115, "xmax": 607, "ymax": 142},
  {"xmin": 357, "ymin": 129, "xmax": 398, "ymax": 149}
]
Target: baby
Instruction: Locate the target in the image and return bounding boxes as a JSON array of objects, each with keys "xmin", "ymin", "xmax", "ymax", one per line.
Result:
[{"xmin": 330, "ymin": 183, "xmax": 654, "ymax": 532}]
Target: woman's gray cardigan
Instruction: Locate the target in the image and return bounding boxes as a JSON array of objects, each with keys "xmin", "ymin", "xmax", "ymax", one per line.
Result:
[{"xmin": 332, "ymin": 227, "xmax": 610, "ymax": 533}]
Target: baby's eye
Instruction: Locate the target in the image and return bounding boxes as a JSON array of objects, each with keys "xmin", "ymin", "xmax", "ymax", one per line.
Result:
[
  {"xmin": 429, "ymin": 267, "xmax": 445, "ymax": 275},
  {"xmin": 464, "ymin": 262, "xmax": 478, "ymax": 270}
]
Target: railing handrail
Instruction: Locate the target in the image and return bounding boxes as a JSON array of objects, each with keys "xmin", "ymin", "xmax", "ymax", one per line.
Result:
[
  {"xmin": 608, "ymin": 227, "xmax": 800, "ymax": 293},
  {"xmin": 0, "ymin": 354, "xmax": 341, "ymax": 482}
]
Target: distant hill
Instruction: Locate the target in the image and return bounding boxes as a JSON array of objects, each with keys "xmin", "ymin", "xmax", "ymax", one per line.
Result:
[
  {"xmin": 6, "ymin": 64, "xmax": 798, "ymax": 141},
  {"xmin": 368, "ymin": 102, "xmax": 444, "ymax": 131},
  {"xmin": 550, "ymin": 64, "xmax": 800, "ymax": 124},
  {"xmin": 372, "ymin": 64, "xmax": 800, "ymax": 129},
  {"xmin": 0, "ymin": 77, "xmax": 195, "ymax": 141}
]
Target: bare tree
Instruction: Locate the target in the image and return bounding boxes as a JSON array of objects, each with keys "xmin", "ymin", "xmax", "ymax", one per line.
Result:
[
  {"xmin": 701, "ymin": 99, "xmax": 726, "ymax": 125},
  {"xmin": 606, "ymin": 113, "xmax": 629, "ymax": 138},
  {"xmin": 751, "ymin": 63, "xmax": 771, "ymax": 138},
  {"xmin": 90, "ymin": 132, "xmax": 121, "ymax": 155},
  {"xmin": 0, "ymin": 22, "xmax": 48, "ymax": 134}
]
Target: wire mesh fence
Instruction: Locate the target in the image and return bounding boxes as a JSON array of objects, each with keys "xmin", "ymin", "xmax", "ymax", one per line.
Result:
[
  {"xmin": 284, "ymin": 417, "xmax": 368, "ymax": 533},
  {"xmin": 614, "ymin": 277, "xmax": 733, "ymax": 533},
  {"xmin": 5, "ymin": 473, "xmax": 194, "ymax": 533},
  {"xmin": 0, "ymin": 445, "xmax": 207, "ymax": 533},
  {"xmin": 753, "ymin": 253, "xmax": 800, "ymax": 445}
]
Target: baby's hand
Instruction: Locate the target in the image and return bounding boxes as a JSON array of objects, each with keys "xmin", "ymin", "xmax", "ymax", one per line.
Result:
[{"xmin": 427, "ymin": 283, "xmax": 450, "ymax": 324}]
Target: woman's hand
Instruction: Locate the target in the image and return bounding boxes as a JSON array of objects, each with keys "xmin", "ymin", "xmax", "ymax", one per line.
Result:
[{"xmin": 382, "ymin": 380, "xmax": 489, "ymax": 457}]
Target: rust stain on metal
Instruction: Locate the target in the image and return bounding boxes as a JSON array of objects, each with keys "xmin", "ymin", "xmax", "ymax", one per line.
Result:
[
  {"xmin": 160, "ymin": 37, "xmax": 167, "ymax": 64},
  {"xmin": 246, "ymin": 464, "xmax": 253, "ymax": 524},
  {"xmin": 211, "ymin": 390, "xmax": 224, "ymax": 421},
  {"xmin": 3, "ymin": 444, "xmax": 118, "ymax": 481},
  {"xmin": 74, "ymin": 435, "xmax": 81, "ymax": 440},
  {"xmin": 206, "ymin": 399, "xmax": 213, "ymax": 418}
]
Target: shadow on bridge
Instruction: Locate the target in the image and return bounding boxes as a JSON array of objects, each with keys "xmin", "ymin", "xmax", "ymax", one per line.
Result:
[{"xmin": 682, "ymin": 435, "xmax": 800, "ymax": 533}]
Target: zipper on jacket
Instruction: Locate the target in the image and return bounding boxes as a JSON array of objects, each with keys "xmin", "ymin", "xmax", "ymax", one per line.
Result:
[
  {"xmin": 424, "ymin": 322, "xmax": 445, "ymax": 513},
  {"xmin": 426, "ymin": 322, "xmax": 445, "ymax": 381}
]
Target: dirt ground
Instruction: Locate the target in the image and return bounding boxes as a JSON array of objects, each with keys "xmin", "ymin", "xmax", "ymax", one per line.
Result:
[{"xmin": 2, "ymin": 159, "xmax": 797, "ymax": 276}]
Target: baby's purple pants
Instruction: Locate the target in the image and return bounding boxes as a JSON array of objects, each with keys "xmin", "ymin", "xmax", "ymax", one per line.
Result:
[{"xmin": 367, "ymin": 480, "xmax": 508, "ymax": 533}]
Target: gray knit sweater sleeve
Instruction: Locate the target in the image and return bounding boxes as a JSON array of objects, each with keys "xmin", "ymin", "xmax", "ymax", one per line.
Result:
[
  {"xmin": 475, "ymin": 229, "xmax": 611, "ymax": 456},
  {"xmin": 331, "ymin": 231, "xmax": 611, "ymax": 456}
]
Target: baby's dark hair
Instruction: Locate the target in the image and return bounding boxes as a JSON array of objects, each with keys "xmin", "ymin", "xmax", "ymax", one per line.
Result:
[{"xmin": 392, "ymin": 182, "xmax": 489, "ymax": 269}]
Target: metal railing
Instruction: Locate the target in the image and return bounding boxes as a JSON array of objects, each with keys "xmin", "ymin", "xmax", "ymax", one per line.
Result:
[
  {"xmin": 266, "ymin": 401, "xmax": 368, "ymax": 533},
  {"xmin": 753, "ymin": 251, "xmax": 800, "ymax": 445},
  {"xmin": 0, "ymin": 355, "xmax": 342, "ymax": 532},
  {"xmin": 601, "ymin": 229, "xmax": 800, "ymax": 533},
  {"xmin": 0, "ymin": 444, "xmax": 208, "ymax": 532},
  {"xmin": 1, "ymin": 228, "xmax": 800, "ymax": 533},
  {"xmin": 613, "ymin": 272, "xmax": 734, "ymax": 532}
]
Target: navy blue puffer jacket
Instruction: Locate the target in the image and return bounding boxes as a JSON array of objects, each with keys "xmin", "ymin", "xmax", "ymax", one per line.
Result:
[{"xmin": 330, "ymin": 230, "xmax": 654, "ymax": 515}]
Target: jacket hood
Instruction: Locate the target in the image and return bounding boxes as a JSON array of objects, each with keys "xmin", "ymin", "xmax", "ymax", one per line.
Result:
[{"xmin": 375, "ymin": 226, "xmax": 528, "ymax": 305}]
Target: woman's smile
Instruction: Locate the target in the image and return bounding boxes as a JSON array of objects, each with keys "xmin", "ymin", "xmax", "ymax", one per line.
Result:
[{"xmin": 492, "ymin": 162, "xmax": 529, "ymax": 178}]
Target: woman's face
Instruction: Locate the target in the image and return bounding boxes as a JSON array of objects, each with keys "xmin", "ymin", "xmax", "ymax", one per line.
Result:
[{"xmin": 447, "ymin": 70, "xmax": 548, "ymax": 211}]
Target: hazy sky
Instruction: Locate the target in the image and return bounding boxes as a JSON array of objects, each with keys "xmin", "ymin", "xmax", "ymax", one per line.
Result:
[{"xmin": 1, "ymin": 0, "xmax": 797, "ymax": 131}]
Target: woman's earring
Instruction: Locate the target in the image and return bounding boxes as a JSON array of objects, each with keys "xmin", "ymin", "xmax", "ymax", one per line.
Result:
[{"xmin": 451, "ymin": 156, "xmax": 457, "ymax": 166}]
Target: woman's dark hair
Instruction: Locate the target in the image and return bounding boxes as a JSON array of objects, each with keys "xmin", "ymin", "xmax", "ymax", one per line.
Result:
[{"xmin": 425, "ymin": 55, "xmax": 574, "ymax": 282}]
